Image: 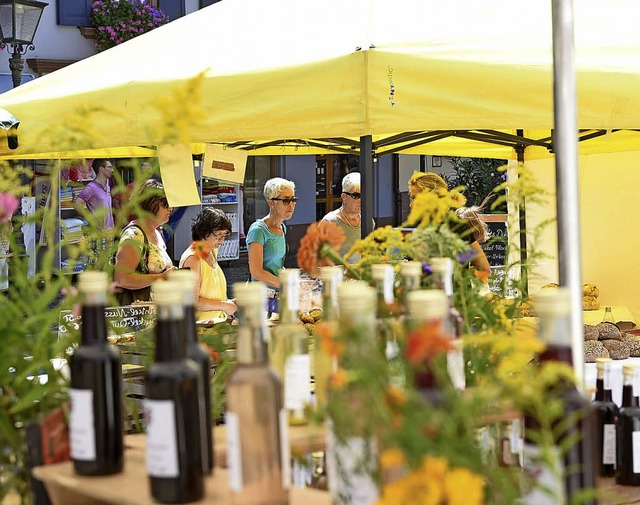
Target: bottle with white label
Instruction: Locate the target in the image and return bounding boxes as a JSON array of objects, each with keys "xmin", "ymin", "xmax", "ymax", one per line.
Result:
[
  {"xmin": 70, "ymin": 271, "xmax": 123, "ymax": 475},
  {"xmin": 371, "ymin": 263, "xmax": 399, "ymax": 362},
  {"xmin": 592, "ymin": 357, "xmax": 618, "ymax": 477},
  {"xmin": 268, "ymin": 268, "xmax": 311, "ymax": 425},
  {"xmin": 399, "ymin": 261, "xmax": 422, "ymax": 309},
  {"xmin": 616, "ymin": 364, "xmax": 640, "ymax": 486},
  {"xmin": 522, "ymin": 288, "xmax": 597, "ymax": 505},
  {"xmin": 326, "ymin": 281, "xmax": 380, "ymax": 505},
  {"xmin": 314, "ymin": 266, "xmax": 342, "ymax": 410},
  {"xmin": 429, "ymin": 258, "xmax": 466, "ymax": 391},
  {"xmin": 169, "ymin": 269, "xmax": 214, "ymax": 475},
  {"xmin": 226, "ymin": 282, "xmax": 289, "ymax": 505},
  {"xmin": 145, "ymin": 280, "xmax": 204, "ymax": 503}
]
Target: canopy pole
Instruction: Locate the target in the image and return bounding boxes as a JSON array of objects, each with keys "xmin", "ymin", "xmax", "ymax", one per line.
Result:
[
  {"xmin": 551, "ymin": 0, "xmax": 584, "ymax": 382},
  {"xmin": 360, "ymin": 135, "xmax": 374, "ymax": 238},
  {"xmin": 516, "ymin": 130, "xmax": 528, "ymax": 296}
]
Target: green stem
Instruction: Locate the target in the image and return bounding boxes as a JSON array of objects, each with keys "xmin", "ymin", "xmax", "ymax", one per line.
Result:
[{"xmin": 318, "ymin": 243, "xmax": 361, "ymax": 280}]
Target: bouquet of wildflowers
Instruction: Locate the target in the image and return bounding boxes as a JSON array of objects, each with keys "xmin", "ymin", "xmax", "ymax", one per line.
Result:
[{"xmin": 90, "ymin": 0, "xmax": 168, "ymax": 52}]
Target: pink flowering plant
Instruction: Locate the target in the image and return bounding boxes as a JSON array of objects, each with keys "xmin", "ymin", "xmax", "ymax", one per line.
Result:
[{"xmin": 90, "ymin": 0, "xmax": 169, "ymax": 52}]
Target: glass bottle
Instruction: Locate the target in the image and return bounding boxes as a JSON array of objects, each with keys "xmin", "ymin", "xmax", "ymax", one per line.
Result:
[
  {"xmin": 405, "ymin": 289, "xmax": 454, "ymax": 405},
  {"xmin": 602, "ymin": 306, "xmax": 616, "ymax": 325},
  {"xmin": 70, "ymin": 271, "xmax": 123, "ymax": 475},
  {"xmin": 430, "ymin": 257, "xmax": 466, "ymax": 390},
  {"xmin": 370, "ymin": 263, "xmax": 399, "ymax": 358},
  {"xmin": 145, "ymin": 280, "xmax": 204, "ymax": 504},
  {"xmin": 169, "ymin": 269, "xmax": 214, "ymax": 475},
  {"xmin": 399, "ymin": 260, "xmax": 422, "ymax": 309},
  {"xmin": 522, "ymin": 288, "xmax": 597, "ymax": 505},
  {"xmin": 616, "ymin": 364, "xmax": 640, "ymax": 486},
  {"xmin": 314, "ymin": 266, "xmax": 342, "ymax": 410},
  {"xmin": 268, "ymin": 268, "xmax": 311, "ymax": 425},
  {"xmin": 326, "ymin": 281, "xmax": 380, "ymax": 505},
  {"xmin": 226, "ymin": 283, "xmax": 289, "ymax": 505},
  {"xmin": 592, "ymin": 357, "xmax": 618, "ymax": 477}
]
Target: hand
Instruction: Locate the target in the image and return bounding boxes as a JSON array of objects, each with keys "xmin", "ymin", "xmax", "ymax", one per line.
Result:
[
  {"xmin": 221, "ymin": 300, "xmax": 238, "ymax": 316},
  {"xmin": 160, "ymin": 265, "xmax": 176, "ymax": 279}
]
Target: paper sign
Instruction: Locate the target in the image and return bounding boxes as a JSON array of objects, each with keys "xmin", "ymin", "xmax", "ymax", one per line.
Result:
[
  {"xmin": 157, "ymin": 144, "xmax": 201, "ymax": 208},
  {"xmin": 203, "ymin": 144, "xmax": 248, "ymax": 184}
]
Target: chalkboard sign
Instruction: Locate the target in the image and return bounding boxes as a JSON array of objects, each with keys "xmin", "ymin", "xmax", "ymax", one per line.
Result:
[
  {"xmin": 482, "ymin": 220, "xmax": 508, "ymax": 269},
  {"xmin": 58, "ymin": 304, "xmax": 155, "ymax": 339}
]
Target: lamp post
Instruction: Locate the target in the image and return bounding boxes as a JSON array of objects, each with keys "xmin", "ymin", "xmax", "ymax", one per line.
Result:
[{"xmin": 0, "ymin": 0, "xmax": 47, "ymax": 88}]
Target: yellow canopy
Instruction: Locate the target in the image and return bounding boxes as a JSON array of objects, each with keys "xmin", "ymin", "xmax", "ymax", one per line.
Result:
[{"xmin": 0, "ymin": 0, "xmax": 639, "ymax": 158}]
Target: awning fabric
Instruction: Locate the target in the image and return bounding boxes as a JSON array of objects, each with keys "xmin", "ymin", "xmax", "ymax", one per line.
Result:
[{"xmin": 0, "ymin": 0, "xmax": 639, "ymax": 159}]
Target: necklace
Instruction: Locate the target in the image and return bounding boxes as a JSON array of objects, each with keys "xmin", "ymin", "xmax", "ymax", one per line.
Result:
[{"xmin": 339, "ymin": 208, "xmax": 360, "ymax": 228}]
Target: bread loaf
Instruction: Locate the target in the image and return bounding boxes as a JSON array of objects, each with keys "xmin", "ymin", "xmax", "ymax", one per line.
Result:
[
  {"xmin": 583, "ymin": 324, "xmax": 599, "ymax": 341},
  {"xmin": 584, "ymin": 340, "xmax": 609, "ymax": 362},
  {"xmin": 602, "ymin": 339, "xmax": 630, "ymax": 360},
  {"xmin": 597, "ymin": 322, "xmax": 622, "ymax": 341}
]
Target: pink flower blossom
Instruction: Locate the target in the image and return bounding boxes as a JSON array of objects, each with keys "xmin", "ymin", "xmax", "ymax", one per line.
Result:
[{"xmin": 0, "ymin": 192, "xmax": 19, "ymax": 224}]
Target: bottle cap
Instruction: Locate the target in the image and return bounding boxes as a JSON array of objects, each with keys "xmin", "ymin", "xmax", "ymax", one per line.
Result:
[
  {"xmin": 319, "ymin": 266, "xmax": 343, "ymax": 282},
  {"xmin": 279, "ymin": 267, "xmax": 300, "ymax": 283},
  {"xmin": 370, "ymin": 263, "xmax": 393, "ymax": 280},
  {"xmin": 152, "ymin": 280, "xmax": 183, "ymax": 306},
  {"xmin": 168, "ymin": 269, "xmax": 198, "ymax": 304},
  {"xmin": 337, "ymin": 281, "xmax": 376, "ymax": 312},
  {"xmin": 623, "ymin": 363, "xmax": 636, "ymax": 376},
  {"xmin": 78, "ymin": 271, "xmax": 109, "ymax": 294},
  {"xmin": 534, "ymin": 287, "xmax": 571, "ymax": 316},
  {"xmin": 234, "ymin": 282, "xmax": 265, "ymax": 305},
  {"xmin": 407, "ymin": 289, "xmax": 448, "ymax": 319},
  {"xmin": 595, "ymin": 357, "xmax": 612, "ymax": 371},
  {"xmin": 430, "ymin": 257, "xmax": 453, "ymax": 272},
  {"xmin": 399, "ymin": 261, "xmax": 422, "ymax": 277}
]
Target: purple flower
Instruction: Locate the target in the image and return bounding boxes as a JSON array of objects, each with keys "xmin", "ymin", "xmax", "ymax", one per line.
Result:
[
  {"xmin": 457, "ymin": 249, "xmax": 476, "ymax": 264},
  {"xmin": 0, "ymin": 192, "xmax": 19, "ymax": 224},
  {"xmin": 422, "ymin": 263, "xmax": 433, "ymax": 276}
]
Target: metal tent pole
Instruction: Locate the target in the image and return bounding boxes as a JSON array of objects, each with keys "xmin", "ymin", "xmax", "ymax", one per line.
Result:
[
  {"xmin": 360, "ymin": 135, "xmax": 374, "ymax": 238},
  {"xmin": 551, "ymin": 0, "xmax": 584, "ymax": 382}
]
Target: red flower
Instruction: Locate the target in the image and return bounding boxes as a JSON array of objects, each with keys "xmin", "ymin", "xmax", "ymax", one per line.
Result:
[
  {"xmin": 296, "ymin": 221, "xmax": 346, "ymax": 277},
  {"xmin": 404, "ymin": 320, "xmax": 454, "ymax": 365},
  {"xmin": 191, "ymin": 240, "xmax": 212, "ymax": 261}
]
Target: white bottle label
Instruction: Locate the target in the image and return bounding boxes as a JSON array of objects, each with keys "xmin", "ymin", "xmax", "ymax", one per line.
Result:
[
  {"xmin": 326, "ymin": 423, "xmax": 379, "ymax": 505},
  {"xmin": 284, "ymin": 354, "xmax": 311, "ymax": 410},
  {"xmin": 287, "ymin": 272, "xmax": 300, "ymax": 312},
  {"xmin": 70, "ymin": 389, "xmax": 96, "ymax": 461},
  {"xmin": 279, "ymin": 409, "xmax": 291, "ymax": 489},
  {"xmin": 633, "ymin": 431, "xmax": 640, "ymax": 474},
  {"xmin": 603, "ymin": 424, "xmax": 616, "ymax": 465},
  {"xmin": 145, "ymin": 399, "xmax": 179, "ymax": 478},
  {"xmin": 446, "ymin": 341, "xmax": 466, "ymax": 391},
  {"xmin": 522, "ymin": 443, "xmax": 564, "ymax": 505},
  {"xmin": 510, "ymin": 419, "xmax": 522, "ymax": 455},
  {"xmin": 383, "ymin": 268, "xmax": 394, "ymax": 304},
  {"xmin": 226, "ymin": 411, "xmax": 243, "ymax": 491}
]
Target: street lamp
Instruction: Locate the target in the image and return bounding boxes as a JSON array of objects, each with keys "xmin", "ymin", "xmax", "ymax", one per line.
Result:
[{"xmin": 0, "ymin": 0, "xmax": 48, "ymax": 88}]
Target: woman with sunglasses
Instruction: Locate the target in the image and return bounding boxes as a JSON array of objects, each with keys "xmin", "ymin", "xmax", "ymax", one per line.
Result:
[
  {"xmin": 114, "ymin": 179, "xmax": 175, "ymax": 303},
  {"xmin": 247, "ymin": 178, "xmax": 297, "ymax": 306},
  {"xmin": 321, "ymin": 172, "xmax": 363, "ymax": 261},
  {"xmin": 179, "ymin": 207, "xmax": 237, "ymax": 320}
]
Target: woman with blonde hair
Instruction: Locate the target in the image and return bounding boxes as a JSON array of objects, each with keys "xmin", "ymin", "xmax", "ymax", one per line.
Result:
[{"xmin": 408, "ymin": 172, "xmax": 491, "ymax": 276}]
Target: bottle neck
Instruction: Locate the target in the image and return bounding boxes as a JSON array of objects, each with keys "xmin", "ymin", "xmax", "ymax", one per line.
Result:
[
  {"xmin": 537, "ymin": 312, "xmax": 572, "ymax": 348},
  {"xmin": 155, "ymin": 303, "xmax": 186, "ymax": 362},
  {"xmin": 236, "ymin": 303, "xmax": 268, "ymax": 364},
  {"xmin": 431, "ymin": 269, "xmax": 453, "ymax": 298},
  {"xmin": 322, "ymin": 281, "xmax": 339, "ymax": 322},
  {"xmin": 401, "ymin": 274, "xmax": 421, "ymax": 294},
  {"xmin": 80, "ymin": 303, "xmax": 108, "ymax": 345},
  {"xmin": 183, "ymin": 304, "xmax": 198, "ymax": 346},
  {"xmin": 279, "ymin": 279, "xmax": 299, "ymax": 324},
  {"xmin": 622, "ymin": 382, "xmax": 635, "ymax": 408},
  {"xmin": 374, "ymin": 275, "xmax": 394, "ymax": 307},
  {"xmin": 595, "ymin": 377, "xmax": 605, "ymax": 401}
]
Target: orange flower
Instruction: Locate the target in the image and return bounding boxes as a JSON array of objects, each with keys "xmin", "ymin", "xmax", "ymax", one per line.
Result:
[
  {"xmin": 330, "ymin": 368, "xmax": 349, "ymax": 389},
  {"xmin": 405, "ymin": 320, "xmax": 454, "ymax": 365},
  {"xmin": 315, "ymin": 321, "xmax": 344, "ymax": 357},
  {"xmin": 203, "ymin": 343, "xmax": 220, "ymax": 363},
  {"xmin": 296, "ymin": 221, "xmax": 346, "ymax": 277},
  {"xmin": 473, "ymin": 270, "xmax": 490, "ymax": 283},
  {"xmin": 191, "ymin": 240, "xmax": 212, "ymax": 260}
]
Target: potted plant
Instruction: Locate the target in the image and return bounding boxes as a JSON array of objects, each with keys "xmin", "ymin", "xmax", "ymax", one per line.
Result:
[{"xmin": 89, "ymin": 0, "xmax": 168, "ymax": 53}]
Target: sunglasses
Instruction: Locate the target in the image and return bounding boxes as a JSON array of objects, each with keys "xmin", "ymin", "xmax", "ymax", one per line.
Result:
[
  {"xmin": 343, "ymin": 192, "xmax": 361, "ymax": 200},
  {"xmin": 271, "ymin": 197, "xmax": 299, "ymax": 205},
  {"xmin": 212, "ymin": 231, "xmax": 231, "ymax": 239}
]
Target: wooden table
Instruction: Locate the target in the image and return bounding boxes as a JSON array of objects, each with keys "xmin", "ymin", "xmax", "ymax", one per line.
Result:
[{"xmin": 33, "ymin": 442, "xmax": 330, "ymax": 505}]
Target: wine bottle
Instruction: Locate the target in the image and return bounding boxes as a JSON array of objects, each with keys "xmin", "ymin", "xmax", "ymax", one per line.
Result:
[
  {"xmin": 592, "ymin": 357, "xmax": 618, "ymax": 477},
  {"xmin": 169, "ymin": 269, "xmax": 214, "ymax": 475},
  {"xmin": 399, "ymin": 261, "xmax": 422, "ymax": 309},
  {"xmin": 314, "ymin": 266, "xmax": 342, "ymax": 410},
  {"xmin": 268, "ymin": 268, "xmax": 311, "ymax": 425},
  {"xmin": 430, "ymin": 257, "xmax": 465, "ymax": 390},
  {"xmin": 326, "ymin": 281, "xmax": 380, "ymax": 505},
  {"xmin": 616, "ymin": 364, "xmax": 640, "ymax": 486},
  {"xmin": 370, "ymin": 263, "xmax": 399, "ymax": 357},
  {"xmin": 522, "ymin": 288, "xmax": 597, "ymax": 505},
  {"xmin": 405, "ymin": 289, "xmax": 454, "ymax": 404},
  {"xmin": 226, "ymin": 282, "xmax": 290, "ymax": 505},
  {"xmin": 145, "ymin": 280, "xmax": 204, "ymax": 504},
  {"xmin": 70, "ymin": 271, "xmax": 123, "ymax": 476}
]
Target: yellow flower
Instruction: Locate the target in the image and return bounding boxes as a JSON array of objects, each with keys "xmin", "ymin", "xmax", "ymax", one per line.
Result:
[
  {"xmin": 444, "ymin": 467, "xmax": 484, "ymax": 505},
  {"xmin": 379, "ymin": 448, "xmax": 406, "ymax": 470}
]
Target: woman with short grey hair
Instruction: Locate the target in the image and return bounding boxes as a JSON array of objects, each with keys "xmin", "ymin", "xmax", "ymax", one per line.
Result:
[
  {"xmin": 321, "ymin": 172, "xmax": 363, "ymax": 261},
  {"xmin": 247, "ymin": 178, "xmax": 297, "ymax": 307}
]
